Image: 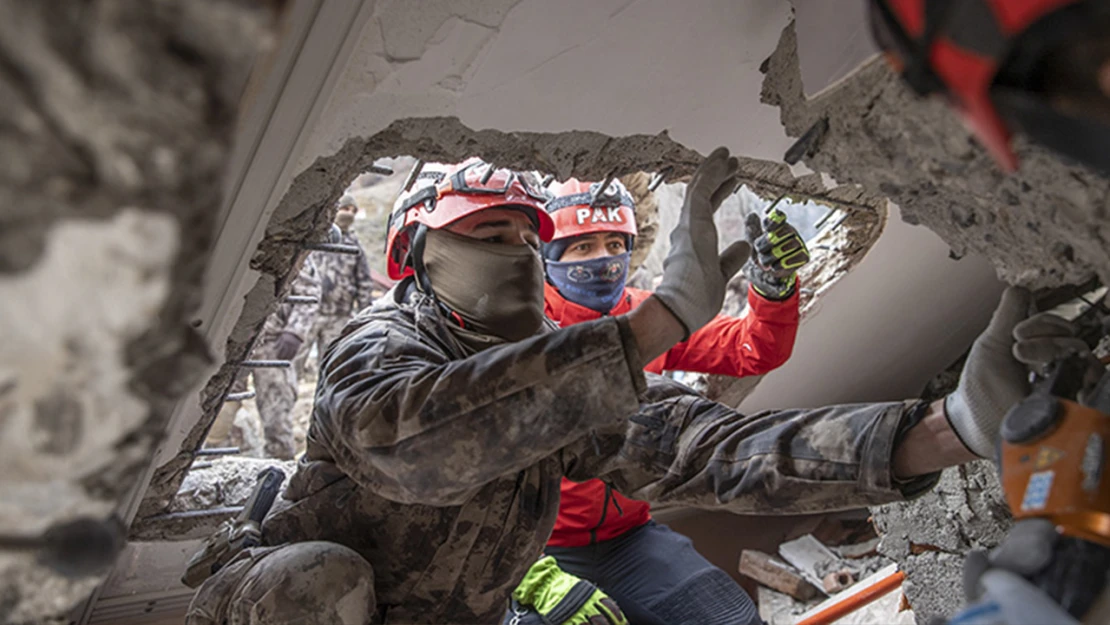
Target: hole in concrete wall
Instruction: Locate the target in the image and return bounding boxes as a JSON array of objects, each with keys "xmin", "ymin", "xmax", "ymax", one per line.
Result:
[
  {"xmin": 145, "ymin": 118, "xmax": 889, "ymax": 521},
  {"xmin": 213, "ymin": 154, "xmax": 887, "ymax": 460}
]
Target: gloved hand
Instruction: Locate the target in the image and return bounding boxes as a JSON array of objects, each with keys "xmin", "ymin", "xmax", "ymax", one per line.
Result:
[
  {"xmin": 952, "ymin": 520, "xmax": 1080, "ymax": 625},
  {"xmin": 654, "ymin": 147, "xmax": 750, "ymax": 337},
  {"xmin": 745, "ymin": 208, "xmax": 810, "ymax": 300},
  {"xmin": 945, "ymin": 287, "xmax": 1089, "ymax": 458},
  {"xmin": 274, "ymin": 331, "xmax": 304, "ymax": 361}
]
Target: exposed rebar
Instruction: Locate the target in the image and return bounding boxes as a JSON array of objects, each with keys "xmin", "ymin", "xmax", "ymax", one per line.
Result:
[
  {"xmin": 303, "ymin": 242, "xmax": 361, "ymax": 255},
  {"xmin": 285, "ymin": 295, "xmax": 319, "ymax": 304},
  {"xmin": 196, "ymin": 447, "xmax": 240, "ymax": 457},
  {"xmin": 238, "ymin": 359, "xmax": 291, "ymax": 368},
  {"xmin": 648, "ymin": 166, "xmax": 674, "ymax": 192},
  {"xmin": 225, "ymin": 390, "xmax": 256, "ymax": 401},
  {"xmin": 141, "ymin": 507, "xmax": 244, "ymax": 522},
  {"xmin": 402, "ymin": 159, "xmax": 424, "ymax": 193}
]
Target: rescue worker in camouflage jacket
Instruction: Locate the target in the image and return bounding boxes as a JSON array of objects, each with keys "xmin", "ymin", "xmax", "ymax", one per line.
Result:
[
  {"xmin": 238, "ymin": 254, "xmax": 320, "ymax": 460},
  {"xmin": 298, "ymin": 195, "xmax": 375, "ymax": 373},
  {"xmin": 185, "ymin": 149, "xmax": 1083, "ymax": 624}
]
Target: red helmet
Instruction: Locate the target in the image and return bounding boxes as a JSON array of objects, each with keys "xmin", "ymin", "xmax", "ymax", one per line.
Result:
[
  {"xmin": 546, "ymin": 178, "xmax": 638, "ymax": 242},
  {"xmin": 385, "ymin": 159, "xmax": 555, "ymax": 279},
  {"xmin": 868, "ymin": 0, "xmax": 1094, "ymax": 171}
]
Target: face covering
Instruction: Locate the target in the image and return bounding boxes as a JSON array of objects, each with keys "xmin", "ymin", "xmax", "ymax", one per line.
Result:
[
  {"xmin": 545, "ymin": 252, "xmax": 630, "ymax": 314},
  {"xmin": 422, "ymin": 228, "xmax": 547, "ymax": 344},
  {"xmin": 335, "ymin": 211, "xmax": 356, "ymax": 230}
]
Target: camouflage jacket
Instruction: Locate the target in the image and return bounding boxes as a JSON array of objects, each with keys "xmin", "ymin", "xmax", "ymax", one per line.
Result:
[
  {"xmin": 262, "ymin": 279, "xmax": 929, "ymax": 623},
  {"xmin": 261, "ymin": 254, "xmax": 320, "ymax": 341},
  {"xmin": 310, "ymin": 228, "xmax": 373, "ymax": 318}
]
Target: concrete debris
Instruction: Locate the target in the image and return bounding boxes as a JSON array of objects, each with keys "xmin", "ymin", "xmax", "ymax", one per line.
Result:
[
  {"xmin": 871, "ymin": 461, "xmax": 1011, "ymax": 623},
  {"xmin": 779, "ymin": 534, "xmax": 843, "ymax": 593},
  {"xmin": 0, "ymin": 1, "xmax": 279, "ymax": 621},
  {"xmin": 794, "ymin": 564, "xmax": 914, "ymax": 625},
  {"xmin": 763, "ymin": 21, "xmax": 1110, "ymax": 291},
  {"xmin": 823, "ymin": 569, "xmax": 856, "ymax": 594},
  {"xmin": 739, "ymin": 550, "xmax": 821, "ymax": 601},
  {"xmin": 130, "ymin": 457, "xmax": 295, "ymax": 543}
]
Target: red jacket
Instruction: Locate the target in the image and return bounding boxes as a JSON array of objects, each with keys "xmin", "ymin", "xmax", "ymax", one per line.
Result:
[{"xmin": 544, "ymin": 282, "xmax": 801, "ymax": 547}]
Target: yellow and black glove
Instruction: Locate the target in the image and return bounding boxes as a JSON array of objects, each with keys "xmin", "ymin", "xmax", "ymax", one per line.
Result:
[{"xmin": 745, "ymin": 209, "xmax": 810, "ymax": 300}]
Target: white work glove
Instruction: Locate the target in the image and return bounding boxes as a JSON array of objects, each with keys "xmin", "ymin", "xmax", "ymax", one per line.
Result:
[
  {"xmin": 951, "ymin": 520, "xmax": 1081, "ymax": 625},
  {"xmin": 654, "ymin": 147, "xmax": 750, "ymax": 337},
  {"xmin": 945, "ymin": 287, "xmax": 1089, "ymax": 458}
]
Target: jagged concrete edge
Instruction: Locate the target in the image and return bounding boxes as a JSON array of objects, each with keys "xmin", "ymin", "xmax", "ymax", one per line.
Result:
[
  {"xmin": 761, "ymin": 20, "xmax": 1110, "ymax": 291},
  {"xmin": 136, "ymin": 115, "xmax": 894, "ymax": 520}
]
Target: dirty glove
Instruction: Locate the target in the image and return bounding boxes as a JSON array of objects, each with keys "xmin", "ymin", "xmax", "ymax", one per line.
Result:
[
  {"xmin": 654, "ymin": 147, "xmax": 751, "ymax": 338},
  {"xmin": 951, "ymin": 519, "xmax": 1080, "ymax": 625},
  {"xmin": 945, "ymin": 287, "xmax": 1089, "ymax": 458},
  {"xmin": 274, "ymin": 331, "xmax": 303, "ymax": 361},
  {"xmin": 745, "ymin": 208, "xmax": 810, "ymax": 300}
]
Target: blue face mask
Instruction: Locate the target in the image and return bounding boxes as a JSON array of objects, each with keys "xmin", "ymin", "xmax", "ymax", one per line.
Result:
[{"xmin": 546, "ymin": 252, "xmax": 631, "ymax": 314}]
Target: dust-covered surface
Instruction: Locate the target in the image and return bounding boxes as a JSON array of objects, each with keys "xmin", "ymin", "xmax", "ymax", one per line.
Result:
[
  {"xmin": 872, "ymin": 462, "xmax": 1011, "ymax": 623},
  {"xmin": 0, "ymin": 1, "xmax": 278, "ymax": 621},
  {"xmin": 762, "ymin": 22, "xmax": 1110, "ymax": 291}
]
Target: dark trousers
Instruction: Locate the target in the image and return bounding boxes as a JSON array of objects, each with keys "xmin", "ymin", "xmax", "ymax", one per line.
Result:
[{"xmin": 545, "ymin": 521, "xmax": 762, "ymax": 625}]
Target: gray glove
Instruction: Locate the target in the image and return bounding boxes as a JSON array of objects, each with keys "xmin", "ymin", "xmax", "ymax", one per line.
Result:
[
  {"xmin": 945, "ymin": 287, "xmax": 1089, "ymax": 458},
  {"xmin": 654, "ymin": 147, "xmax": 751, "ymax": 337},
  {"xmin": 957, "ymin": 520, "xmax": 1080, "ymax": 625}
]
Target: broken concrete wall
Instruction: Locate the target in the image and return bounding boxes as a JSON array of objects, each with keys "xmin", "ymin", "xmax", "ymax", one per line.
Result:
[
  {"xmin": 761, "ymin": 21, "xmax": 1109, "ymax": 623},
  {"xmin": 763, "ymin": 22, "xmax": 1110, "ymax": 291},
  {"xmin": 0, "ymin": 1, "xmax": 279, "ymax": 621}
]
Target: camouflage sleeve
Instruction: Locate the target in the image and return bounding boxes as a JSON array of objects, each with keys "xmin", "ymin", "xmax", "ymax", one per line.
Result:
[
  {"xmin": 562, "ymin": 376, "xmax": 928, "ymax": 514},
  {"xmin": 283, "ymin": 255, "xmax": 321, "ymax": 339},
  {"xmin": 354, "ymin": 243, "xmax": 374, "ymax": 310},
  {"xmin": 314, "ymin": 316, "xmax": 648, "ymax": 506}
]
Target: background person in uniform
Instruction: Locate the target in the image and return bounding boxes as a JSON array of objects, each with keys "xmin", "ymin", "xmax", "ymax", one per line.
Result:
[{"xmin": 296, "ymin": 195, "xmax": 374, "ymax": 377}]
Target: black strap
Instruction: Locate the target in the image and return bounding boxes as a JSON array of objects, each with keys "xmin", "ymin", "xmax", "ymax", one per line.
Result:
[{"xmin": 544, "ymin": 580, "xmax": 602, "ymax": 624}]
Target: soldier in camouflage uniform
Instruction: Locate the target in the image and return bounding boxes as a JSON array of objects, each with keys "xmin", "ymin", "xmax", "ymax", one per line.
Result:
[
  {"xmin": 186, "ymin": 152, "xmax": 1079, "ymax": 624},
  {"xmin": 251, "ymin": 255, "xmax": 320, "ymax": 460},
  {"xmin": 297, "ymin": 195, "xmax": 374, "ymax": 376}
]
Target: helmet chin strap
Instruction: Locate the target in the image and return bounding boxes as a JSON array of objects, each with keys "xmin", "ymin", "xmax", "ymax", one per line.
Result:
[{"xmin": 409, "ymin": 224, "xmax": 468, "ymax": 328}]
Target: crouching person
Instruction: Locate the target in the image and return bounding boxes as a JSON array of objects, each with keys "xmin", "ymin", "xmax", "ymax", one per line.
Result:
[{"xmin": 186, "ymin": 149, "xmax": 1077, "ymax": 624}]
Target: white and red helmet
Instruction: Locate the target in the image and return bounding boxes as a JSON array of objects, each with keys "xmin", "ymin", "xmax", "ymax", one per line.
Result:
[
  {"xmin": 385, "ymin": 158, "xmax": 555, "ymax": 279},
  {"xmin": 543, "ymin": 178, "xmax": 637, "ymax": 261}
]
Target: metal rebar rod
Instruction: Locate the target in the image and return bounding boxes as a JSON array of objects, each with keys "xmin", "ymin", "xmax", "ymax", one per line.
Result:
[
  {"xmin": 648, "ymin": 166, "xmax": 674, "ymax": 192},
  {"xmin": 141, "ymin": 506, "xmax": 244, "ymax": 522},
  {"xmin": 402, "ymin": 159, "xmax": 424, "ymax": 193},
  {"xmin": 195, "ymin": 447, "xmax": 240, "ymax": 457},
  {"xmin": 285, "ymin": 295, "xmax": 319, "ymax": 304},
  {"xmin": 225, "ymin": 390, "xmax": 256, "ymax": 402},
  {"xmin": 590, "ymin": 171, "xmax": 617, "ymax": 207},
  {"xmin": 303, "ymin": 242, "xmax": 361, "ymax": 255},
  {"xmin": 238, "ymin": 359, "xmax": 291, "ymax": 368},
  {"xmin": 369, "ymin": 165, "xmax": 394, "ymax": 176},
  {"xmin": 813, "ymin": 207, "xmax": 839, "ymax": 231},
  {"xmin": 190, "ymin": 462, "xmax": 213, "ymax": 471}
]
